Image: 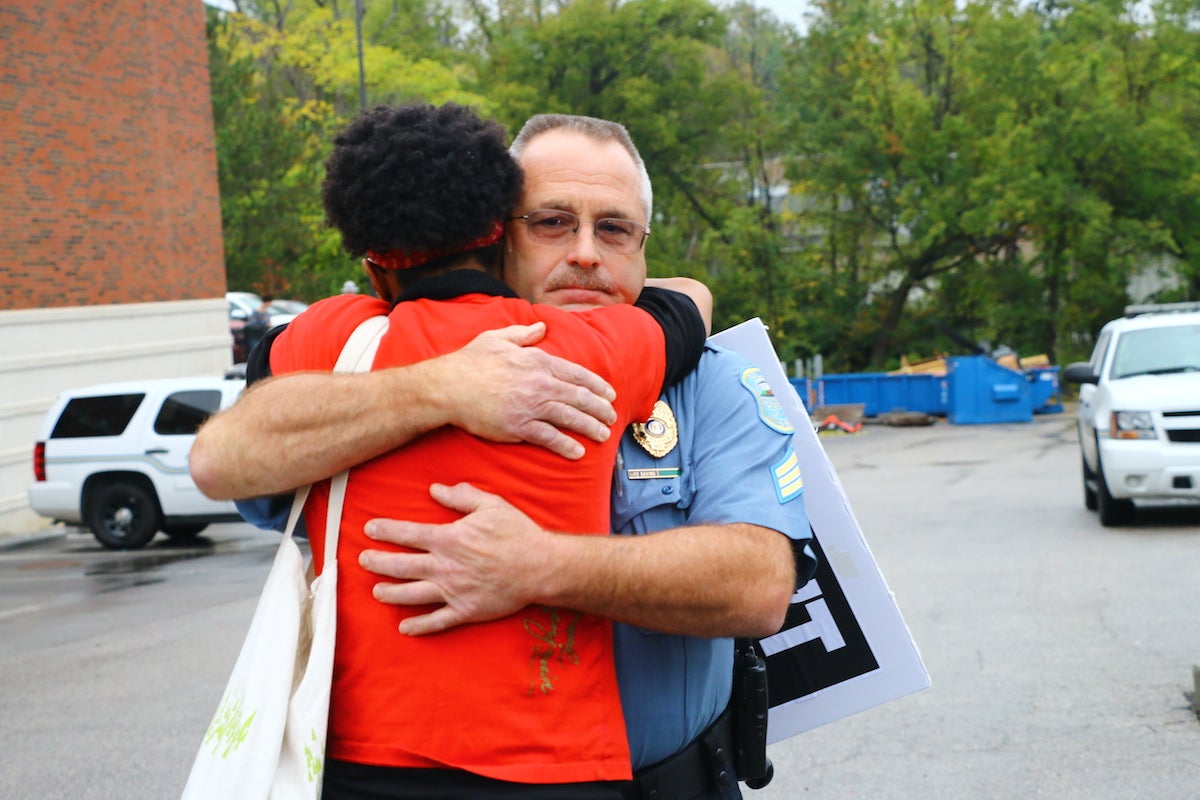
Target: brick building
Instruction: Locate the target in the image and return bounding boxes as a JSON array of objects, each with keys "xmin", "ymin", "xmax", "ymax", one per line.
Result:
[{"xmin": 0, "ymin": 0, "xmax": 230, "ymax": 535}]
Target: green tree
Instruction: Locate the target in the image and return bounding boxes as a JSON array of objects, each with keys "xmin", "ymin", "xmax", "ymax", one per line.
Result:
[
  {"xmin": 777, "ymin": 0, "xmax": 1200, "ymax": 370},
  {"xmin": 1006, "ymin": 0, "xmax": 1200, "ymax": 360},
  {"xmin": 785, "ymin": 0, "xmax": 1043, "ymax": 369},
  {"xmin": 207, "ymin": 2, "xmax": 493, "ymax": 298},
  {"xmin": 208, "ymin": 8, "xmax": 325, "ymax": 297},
  {"xmin": 699, "ymin": 3, "xmax": 811, "ymax": 353}
]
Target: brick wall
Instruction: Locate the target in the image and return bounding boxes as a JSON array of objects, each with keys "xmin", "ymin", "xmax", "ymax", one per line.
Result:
[{"xmin": 0, "ymin": 0, "xmax": 225, "ymax": 311}]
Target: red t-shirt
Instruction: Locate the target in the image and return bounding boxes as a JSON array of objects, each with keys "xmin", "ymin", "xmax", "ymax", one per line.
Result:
[{"xmin": 270, "ymin": 287, "xmax": 668, "ymax": 783}]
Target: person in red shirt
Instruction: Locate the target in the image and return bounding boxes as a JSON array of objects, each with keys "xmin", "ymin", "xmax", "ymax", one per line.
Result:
[{"xmin": 269, "ymin": 102, "xmax": 707, "ymax": 799}]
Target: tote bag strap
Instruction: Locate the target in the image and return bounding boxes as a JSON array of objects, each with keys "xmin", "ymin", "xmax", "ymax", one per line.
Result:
[
  {"xmin": 281, "ymin": 314, "xmax": 391, "ymax": 571},
  {"xmin": 334, "ymin": 315, "xmax": 390, "ymax": 374}
]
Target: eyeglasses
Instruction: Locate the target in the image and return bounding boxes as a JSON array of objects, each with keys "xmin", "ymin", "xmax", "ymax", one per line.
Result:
[{"xmin": 507, "ymin": 209, "xmax": 650, "ymax": 255}]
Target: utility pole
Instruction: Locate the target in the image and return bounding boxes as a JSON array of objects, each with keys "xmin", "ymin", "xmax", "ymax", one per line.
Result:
[{"xmin": 355, "ymin": 0, "xmax": 366, "ymax": 111}]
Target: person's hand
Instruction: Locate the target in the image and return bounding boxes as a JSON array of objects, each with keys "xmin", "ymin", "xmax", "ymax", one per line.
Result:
[
  {"xmin": 441, "ymin": 322, "xmax": 617, "ymax": 459},
  {"xmin": 359, "ymin": 483, "xmax": 548, "ymax": 635}
]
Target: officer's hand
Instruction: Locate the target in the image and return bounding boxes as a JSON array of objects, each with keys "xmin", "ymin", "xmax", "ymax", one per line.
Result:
[
  {"xmin": 441, "ymin": 322, "xmax": 617, "ymax": 460},
  {"xmin": 360, "ymin": 482, "xmax": 548, "ymax": 635}
]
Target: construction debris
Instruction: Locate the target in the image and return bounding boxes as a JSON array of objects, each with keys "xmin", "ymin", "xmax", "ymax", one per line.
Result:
[
  {"xmin": 889, "ymin": 354, "xmax": 948, "ymax": 376},
  {"xmin": 810, "ymin": 404, "xmax": 866, "ymax": 434},
  {"xmin": 890, "ymin": 352, "xmax": 1052, "ymax": 375},
  {"xmin": 873, "ymin": 411, "xmax": 938, "ymax": 427}
]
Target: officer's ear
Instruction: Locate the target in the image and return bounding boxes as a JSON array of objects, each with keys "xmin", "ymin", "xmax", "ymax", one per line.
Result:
[{"xmin": 363, "ymin": 259, "xmax": 401, "ymax": 303}]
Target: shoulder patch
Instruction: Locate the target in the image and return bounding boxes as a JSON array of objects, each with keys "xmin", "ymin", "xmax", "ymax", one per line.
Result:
[
  {"xmin": 771, "ymin": 448, "xmax": 804, "ymax": 504},
  {"xmin": 738, "ymin": 366, "xmax": 794, "ymax": 434}
]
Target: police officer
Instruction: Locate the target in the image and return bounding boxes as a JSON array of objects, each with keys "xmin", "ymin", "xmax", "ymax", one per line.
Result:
[{"xmin": 607, "ymin": 348, "xmax": 812, "ymax": 798}]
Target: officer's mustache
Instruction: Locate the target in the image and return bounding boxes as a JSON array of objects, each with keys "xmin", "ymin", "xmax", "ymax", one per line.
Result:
[{"xmin": 544, "ymin": 269, "xmax": 616, "ymax": 295}]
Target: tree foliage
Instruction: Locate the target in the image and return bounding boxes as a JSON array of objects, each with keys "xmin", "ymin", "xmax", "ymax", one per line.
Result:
[
  {"xmin": 780, "ymin": 0, "xmax": 1200, "ymax": 368},
  {"xmin": 206, "ymin": 0, "xmax": 1200, "ymax": 371}
]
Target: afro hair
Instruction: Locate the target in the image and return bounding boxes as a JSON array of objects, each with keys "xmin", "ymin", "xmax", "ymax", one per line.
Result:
[{"xmin": 322, "ymin": 103, "xmax": 523, "ymax": 261}]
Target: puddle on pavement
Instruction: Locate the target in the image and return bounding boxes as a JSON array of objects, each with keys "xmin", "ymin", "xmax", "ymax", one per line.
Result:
[
  {"xmin": 8, "ymin": 529, "xmax": 279, "ymax": 595},
  {"xmin": 84, "ymin": 551, "xmax": 210, "ymax": 594},
  {"xmin": 80, "ymin": 540, "xmax": 217, "ymax": 593}
]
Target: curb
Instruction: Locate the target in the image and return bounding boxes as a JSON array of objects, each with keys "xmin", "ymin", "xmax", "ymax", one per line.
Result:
[{"xmin": 0, "ymin": 530, "xmax": 68, "ymax": 552}]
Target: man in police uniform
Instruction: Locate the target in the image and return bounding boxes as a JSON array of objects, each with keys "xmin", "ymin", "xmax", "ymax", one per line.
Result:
[{"xmin": 191, "ymin": 114, "xmax": 815, "ymax": 800}]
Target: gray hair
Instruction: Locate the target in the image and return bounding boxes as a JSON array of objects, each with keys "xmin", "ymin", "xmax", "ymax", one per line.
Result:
[{"xmin": 510, "ymin": 114, "xmax": 653, "ymax": 225}]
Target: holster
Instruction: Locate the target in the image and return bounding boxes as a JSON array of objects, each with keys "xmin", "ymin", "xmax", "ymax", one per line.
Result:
[{"xmin": 731, "ymin": 638, "xmax": 773, "ymax": 789}]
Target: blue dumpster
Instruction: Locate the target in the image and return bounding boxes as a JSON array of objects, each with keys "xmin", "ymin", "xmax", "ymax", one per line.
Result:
[
  {"xmin": 816, "ymin": 373, "xmax": 887, "ymax": 416},
  {"xmin": 879, "ymin": 373, "xmax": 949, "ymax": 416},
  {"xmin": 811, "ymin": 372, "xmax": 948, "ymax": 417},
  {"xmin": 1029, "ymin": 367, "xmax": 1063, "ymax": 414},
  {"xmin": 946, "ymin": 356, "xmax": 1033, "ymax": 424}
]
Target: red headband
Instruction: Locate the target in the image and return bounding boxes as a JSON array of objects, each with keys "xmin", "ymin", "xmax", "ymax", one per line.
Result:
[{"xmin": 366, "ymin": 220, "xmax": 505, "ymax": 270}]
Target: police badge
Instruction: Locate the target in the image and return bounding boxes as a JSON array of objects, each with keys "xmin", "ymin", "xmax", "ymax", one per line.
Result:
[{"xmin": 631, "ymin": 400, "xmax": 679, "ymax": 458}]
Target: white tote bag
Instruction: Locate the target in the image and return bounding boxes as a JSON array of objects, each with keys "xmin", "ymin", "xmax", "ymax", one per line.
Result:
[{"xmin": 182, "ymin": 315, "xmax": 389, "ymax": 800}]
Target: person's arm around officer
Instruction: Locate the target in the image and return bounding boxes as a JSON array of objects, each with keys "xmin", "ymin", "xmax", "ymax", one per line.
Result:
[{"xmin": 190, "ymin": 321, "xmax": 619, "ymax": 500}]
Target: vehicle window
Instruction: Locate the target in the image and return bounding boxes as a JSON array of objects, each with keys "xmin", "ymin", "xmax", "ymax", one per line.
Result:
[
  {"xmin": 51, "ymin": 394, "xmax": 145, "ymax": 438},
  {"xmin": 154, "ymin": 390, "xmax": 222, "ymax": 435},
  {"xmin": 1109, "ymin": 324, "xmax": 1200, "ymax": 379},
  {"xmin": 1089, "ymin": 331, "xmax": 1111, "ymax": 374}
]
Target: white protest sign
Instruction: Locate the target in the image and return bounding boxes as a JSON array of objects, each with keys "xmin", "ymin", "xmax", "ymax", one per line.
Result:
[{"xmin": 710, "ymin": 318, "xmax": 930, "ymax": 742}]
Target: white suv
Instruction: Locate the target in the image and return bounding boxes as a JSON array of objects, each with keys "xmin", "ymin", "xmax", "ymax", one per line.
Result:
[
  {"xmin": 28, "ymin": 375, "xmax": 245, "ymax": 549},
  {"xmin": 1064, "ymin": 302, "xmax": 1200, "ymax": 526}
]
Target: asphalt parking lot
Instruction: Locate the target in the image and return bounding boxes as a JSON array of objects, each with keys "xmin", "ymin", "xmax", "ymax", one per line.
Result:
[{"xmin": 755, "ymin": 412, "xmax": 1200, "ymax": 799}]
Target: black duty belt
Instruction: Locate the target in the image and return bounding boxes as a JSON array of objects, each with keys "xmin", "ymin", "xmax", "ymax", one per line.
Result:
[{"xmin": 622, "ymin": 707, "xmax": 735, "ymax": 800}]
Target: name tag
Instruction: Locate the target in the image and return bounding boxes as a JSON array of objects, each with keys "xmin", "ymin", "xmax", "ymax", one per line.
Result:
[{"xmin": 626, "ymin": 467, "xmax": 682, "ymax": 480}]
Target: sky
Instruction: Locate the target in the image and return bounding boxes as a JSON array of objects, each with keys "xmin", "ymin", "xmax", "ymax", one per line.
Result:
[{"xmin": 744, "ymin": 0, "xmax": 812, "ymax": 31}]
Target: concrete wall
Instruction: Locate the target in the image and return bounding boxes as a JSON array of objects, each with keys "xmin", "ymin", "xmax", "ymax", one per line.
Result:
[{"xmin": 0, "ymin": 300, "xmax": 233, "ymax": 535}]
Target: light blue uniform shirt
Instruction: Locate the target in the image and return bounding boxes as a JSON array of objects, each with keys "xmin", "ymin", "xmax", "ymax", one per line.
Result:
[
  {"xmin": 610, "ymin": 343, "xmax": 814, "ymax": 769},
  {"xmin": 237, "ymin": 495, "xmax": 295, "ymax": 534},
  {"xmin": 234, "ymin": 343, "xmax": 815, "ymax": 772}
]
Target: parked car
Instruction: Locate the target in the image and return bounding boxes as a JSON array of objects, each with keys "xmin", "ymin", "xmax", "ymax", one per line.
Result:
[
  {"xmin": 1063, "ymin": 302, "xmax": 1200, "ymax": 526},
  {"xmin": 28, "ymin": 374, "xmax": 246, "ymax": 549},
  {"xmin": 226, "ymin": 291, "xmax": 304, "ymax": 329},
  {"xmin": 268, "ymin": 298, "xmax": 309, "ymax": 316},
  {"xmin": 226, "ymin": 292, "xmax": 306, "ymax": 363}
]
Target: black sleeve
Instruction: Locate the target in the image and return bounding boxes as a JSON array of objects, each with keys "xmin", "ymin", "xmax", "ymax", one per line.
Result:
[
  {"xmin": 241, "ymin": 322, "xmax": 295, "ymax": 524},
  {"xmin": 793, "ymin": 535, "xmax": 819, "ymax": 588},
  {"xmin": 633, "ymin": 286, "xmax": 706, "ymax": 389},
  {"xmin": 244, "ymin": 323, "xmax": 288, "ymax": 387}
]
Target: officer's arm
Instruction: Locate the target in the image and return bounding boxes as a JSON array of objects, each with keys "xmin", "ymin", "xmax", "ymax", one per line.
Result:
[
  {"xmin": 534, "ymin": 519, "xmax": 796, "ymax": 637},
  {"xmin": 189, "ymin": 322, "xmax": 619, "ymax": 500},
  {"xmin": 361, "ymin": 483, "xmax": 795, "ymax": 638}
]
